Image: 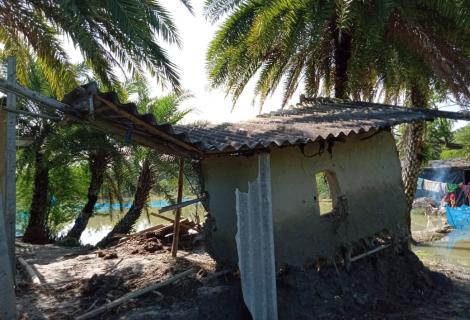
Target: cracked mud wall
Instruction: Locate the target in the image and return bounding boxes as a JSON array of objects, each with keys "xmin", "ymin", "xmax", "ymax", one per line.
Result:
[{"xmin": 202, "ymin": 130, "xmax": 408, "ymax": 267}]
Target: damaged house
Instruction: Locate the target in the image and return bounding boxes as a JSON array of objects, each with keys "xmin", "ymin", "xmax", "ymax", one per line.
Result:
[{"xmin": 60, "ymin": 85, "xmax": 470, "ymax": 318}]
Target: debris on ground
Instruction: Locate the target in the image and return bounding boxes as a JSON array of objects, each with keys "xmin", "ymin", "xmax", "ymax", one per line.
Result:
[
  {"xmin": 413, "ymin": 197, "xmax": 441, "ymax": 215},
  {"xmin": 412, "ymin": 224, "xmax": 453, "ymax": 243},
  {"xmin": 15, "ymin": 234, "xmax": 470, "ymax": 320}
]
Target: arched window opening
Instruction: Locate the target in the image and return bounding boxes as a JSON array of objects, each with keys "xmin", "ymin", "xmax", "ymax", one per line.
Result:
[{"xmin": 314, "ymin": 171, "xmax": 340, "ymax": 216}]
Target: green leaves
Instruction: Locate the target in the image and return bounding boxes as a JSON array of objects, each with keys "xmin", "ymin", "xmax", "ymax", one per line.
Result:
[
  {"xmin": 205, "ymin": 0, "xmax": 470, "ymax": 106},
  {"xmin": 0, "ymin": 0, "xmax": 192, "ymax": 96}
]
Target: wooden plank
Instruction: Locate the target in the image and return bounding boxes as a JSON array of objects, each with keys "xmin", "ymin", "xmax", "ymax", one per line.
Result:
[
  {"xmin": 76, "ymin": 268, "xmax": 194, "ymax": 320},
  {"xmin": 150, "ymin": 213, "xmax": 193, "ymax": 229},
  {"xmin": 158, "ymin": 197, "xmax": 204, "ymax": 213},
  {"xmin": 171, "ymin": 158, "xmax": 185, "ymax": 257},
  {"xmin": 94, "ymin": 95, "xmax": 202, "ymax": 157},
  {"xmin": 77, "ymin": 117, "xmax": 196, "ymax": 158}
]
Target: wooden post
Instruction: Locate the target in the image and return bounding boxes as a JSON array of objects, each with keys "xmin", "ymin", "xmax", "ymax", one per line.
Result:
[
  {"xmin": 0, "ymin": 194, "xmax": 16, "ymax": 319},
  {"xmin": 1, "ymin": 57, "xmax": 17, "ymax": 275},
  {"xmin": 171, "ymin": 158, "xmax": 184, "ymax": 257}
]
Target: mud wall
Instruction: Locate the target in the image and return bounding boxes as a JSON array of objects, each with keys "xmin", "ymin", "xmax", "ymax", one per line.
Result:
[{"xmin": 202, "ymin": 130, "xmax": 408, "ymax": 267}]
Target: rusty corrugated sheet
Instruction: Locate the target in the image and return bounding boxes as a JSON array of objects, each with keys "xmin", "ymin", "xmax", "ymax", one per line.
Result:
[
  {"xmin": 63, "ymin": 82, "xmax": 469, "ymax": 157},
  {"xmin": 235, "ymin": 153, "xmax": 278, "ymax": 320}
]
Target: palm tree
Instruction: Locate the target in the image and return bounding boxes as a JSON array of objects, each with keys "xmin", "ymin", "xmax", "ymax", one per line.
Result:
[
  {"xmin": 205, "ymin": 0, "xmax": 469, "ymax": 231},
  {"xmin": 0, "ymin": 0, "xmax": 193, "ymax": 96},
  {"xmin": 51, "ymin": 126, "xmax": 121, "ymax": 243},
  {"xmin": 97, "ymin": 84, "xmax": 192, "ymax": 247},
  {"xmin": 15, "ymin": 59, "xmax": 62, "ymax": 243}
]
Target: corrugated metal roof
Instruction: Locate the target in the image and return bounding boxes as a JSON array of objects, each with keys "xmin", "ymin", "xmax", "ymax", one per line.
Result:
[
  {"xmin": 425, "ymin": 158, "xmax": 470, "ymax": 169},
  {"xmin": 63, "ymin": 82, "xmax": 470, "ymax": 158}
]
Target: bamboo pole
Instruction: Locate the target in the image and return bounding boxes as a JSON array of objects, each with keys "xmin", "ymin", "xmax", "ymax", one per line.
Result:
[
  {"xmin": 76, "ymin": 268, "xmax": 194, "ymax": 320},
  {"xmin": 18, "ymin": 257, "xmax": 41, "ymax": 285},
  {"xmin": 158, "ymin": 196, "xmax": 204, "ymax": 213},
  {"xmin": 171, "ymin": 158, "xmax": 185, "ymax": 257}
]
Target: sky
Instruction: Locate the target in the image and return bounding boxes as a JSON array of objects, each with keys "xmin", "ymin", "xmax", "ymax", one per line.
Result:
[{"xmin": 64, "ymin": 2, "xmax": 467, "ymax": 129}]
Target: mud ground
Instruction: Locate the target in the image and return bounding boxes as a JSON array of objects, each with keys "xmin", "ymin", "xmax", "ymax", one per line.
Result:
[{"xmin": 15, "ymin": 237, "xmax": 470, "ymax": 320}]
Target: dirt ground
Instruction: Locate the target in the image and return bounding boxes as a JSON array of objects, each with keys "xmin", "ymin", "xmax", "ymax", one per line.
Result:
[{"xmin": 15, "ymin": 236, "xmax": 470, "ymax": 320}]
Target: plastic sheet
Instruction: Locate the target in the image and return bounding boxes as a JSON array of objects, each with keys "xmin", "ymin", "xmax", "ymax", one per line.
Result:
[{"xmin": 445, "ymin": 205, "xmax": 470, "ymax": 229}]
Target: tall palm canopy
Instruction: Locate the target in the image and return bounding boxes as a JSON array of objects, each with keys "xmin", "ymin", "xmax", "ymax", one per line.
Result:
[
  {"xmin": 0, "ymin": 0, "xmax": 193, "ymax": 97},
  {"xmin": 205, "ymin": 0, "xmax": 469, "ymax": 105}
]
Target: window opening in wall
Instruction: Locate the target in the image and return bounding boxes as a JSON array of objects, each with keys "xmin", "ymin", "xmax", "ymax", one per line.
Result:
[{"xmin": 314, "ymin": 171, "xmax": 339, "ymax": 216}]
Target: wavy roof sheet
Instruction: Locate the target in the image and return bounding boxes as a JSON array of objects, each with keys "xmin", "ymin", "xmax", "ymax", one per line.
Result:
[{"xmin": 63, "ymin": 83, "xmax": 470, "ymax": 158}]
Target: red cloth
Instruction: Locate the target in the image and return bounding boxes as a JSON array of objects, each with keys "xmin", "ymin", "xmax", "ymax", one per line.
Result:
[{"xmin": 462, "ymin": 184, "xmax": 470, "ymax": 196}]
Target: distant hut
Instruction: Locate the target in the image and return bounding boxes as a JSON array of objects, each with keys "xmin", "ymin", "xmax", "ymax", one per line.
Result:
[
  {"xmin": 419, "ymin": 158, "xmax": 470, "ymax": 185},
  {"xmin": 416, "ymin": 158, "xmax": 470, "ymax": 204}
]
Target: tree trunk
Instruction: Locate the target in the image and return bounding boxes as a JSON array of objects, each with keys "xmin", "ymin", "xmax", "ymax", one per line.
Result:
[
  {"xmin": 65, "ymin": 152, "xmax": 108, "ymax": 242},
  {"xmin": 23, "ymin": 150, "xmax": 50, "ymax": 244},
  {"xmin": 401, "ymin": 86, "xmax": 428, "ymax": 232},
  {"xmin": 106, "ymin": 174, "xmax": 124, "ymax": 213},
  {"xmin": 333, "ymin": 28, "xmax": 351, "ymax": 99},
  {"xmin": 97, "ymin": 158, "xmax": 154, "ymax": 248}
]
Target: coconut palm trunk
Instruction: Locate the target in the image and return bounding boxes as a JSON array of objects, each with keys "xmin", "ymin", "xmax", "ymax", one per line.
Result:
[
  {"xmin": 22, "ymin": 150, "xmax": 50, "ymax": 244},
  {"xmin": 401, "ymin": 86, "xmax": 428, "ymax": 232},
  {"xmin": 65, "ymin": 152, "xmax": 108, "ymax": 241},
  {"xmin": 97, "ymin": 158, "xmax": 154, "ymax": 248}
]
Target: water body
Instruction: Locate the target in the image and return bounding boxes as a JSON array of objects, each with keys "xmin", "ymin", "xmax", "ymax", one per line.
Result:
[
  {"xmin": 16, "ymin": 197, "xmax": 202, "ymax": 245},
  {"xmin": 61, "ymin": 203, "xmax": 202, "ymax": 246},
  {"xmin": 412, "ymin": 211, "xmax": 470, "ymax": 268}
]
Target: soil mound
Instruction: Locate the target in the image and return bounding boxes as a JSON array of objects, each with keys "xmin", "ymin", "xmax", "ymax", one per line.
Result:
[{"xmin": 123, "ymin": 248, "xmax": 452, "ymax": 320}]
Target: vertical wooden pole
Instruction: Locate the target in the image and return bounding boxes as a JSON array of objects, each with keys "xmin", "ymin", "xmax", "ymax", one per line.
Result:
[
  {"xmin": 0, "ymin": 195, "xmax": 16, "ymax": 319},
  {"xmin": 171, "ymin": 158, "xmax": 184, "ymax": 257},
  {"xmin": 0, "ymin": 56, "xmax": 17, "ymax": 319},
  {"xmin": 5, "ymin": 56, "xmax": 17, "ymax": 275}
]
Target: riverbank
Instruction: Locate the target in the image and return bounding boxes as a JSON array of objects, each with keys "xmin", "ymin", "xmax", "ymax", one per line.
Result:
[{"xmin": 15, "ymin": 235, "xmax": 470, "ymax": 320}]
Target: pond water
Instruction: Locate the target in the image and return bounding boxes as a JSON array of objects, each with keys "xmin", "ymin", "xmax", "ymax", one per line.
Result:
[
  {"xmin": 59, "ymin": 203, "xmax": 203, "ymax": 246},
  {"xmin": 412, "ymin": 210, "xmax": 470, "ymax": 268}
]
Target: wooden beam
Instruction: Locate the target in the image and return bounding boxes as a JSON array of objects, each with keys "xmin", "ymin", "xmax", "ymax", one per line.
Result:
[
  {"xmin": 158, "ymin": 196, "xmax": 204, "ymax": 213},
  {"xmin": 0, "ymin": 194, "xmax": 16, "ymax": 319},
  {"xmin": 76, "ymin": 268, "xmax": 194, "ymax": 320},
  {"xmin": 171, "ymin": 158, "xmax": 185, "ymax": 257},
  {"xmin": 72, "ymin": 117, "xmax": 194, "ymax": 158},
  {"xmin": 0, "ymin": 79, "xmax": 81, "ymax": 114},
  {"xmin": 94, "ymin": 94, "xmax": 202, "ymax": 157},
  {"xmin": 1, "ymin": 106, "xmax": 60, "ymax": 120},
  {"xmin": 150, "ymin": 213, "xmax": 193, "ymax": 229}
]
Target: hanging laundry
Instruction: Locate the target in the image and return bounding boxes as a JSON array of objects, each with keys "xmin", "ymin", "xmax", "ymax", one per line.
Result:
[
  {"xmin": 417, "ymin": 178, "xmax": 424, "ymax": 190},
  {"xmin": 422, "ymin": 179, "xmax": 443, "ymax": 193},
  {"xmin": 446, "ymin": 183, "xmax": 460, "ymax": 193},
  {"xmin": 439, "ymin": 182, "xmax": 448, "ymax": 193}
]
